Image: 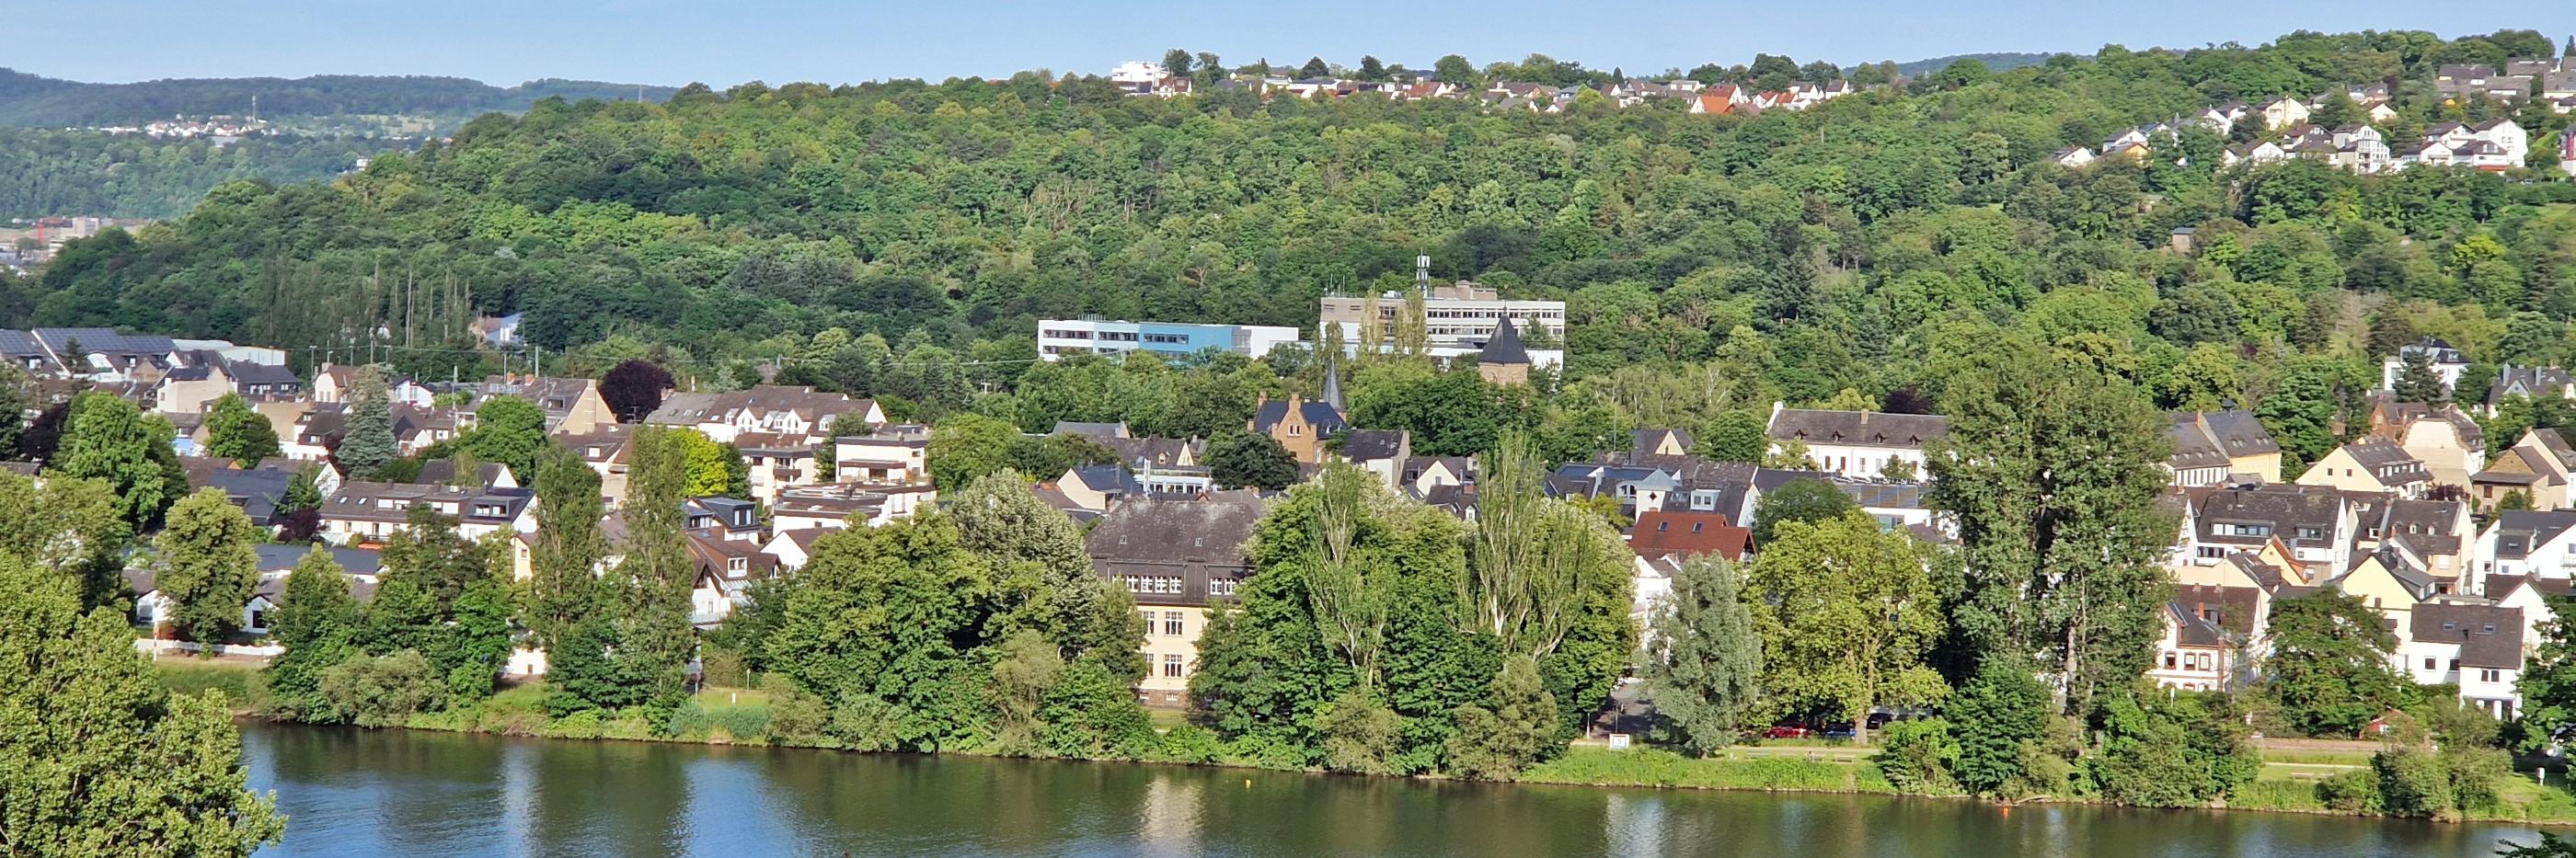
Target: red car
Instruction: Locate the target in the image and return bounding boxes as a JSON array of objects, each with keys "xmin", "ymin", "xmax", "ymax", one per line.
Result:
[{"xmin": 1762, "ymin": 726, "xmax": 1811, "ymax": 739}]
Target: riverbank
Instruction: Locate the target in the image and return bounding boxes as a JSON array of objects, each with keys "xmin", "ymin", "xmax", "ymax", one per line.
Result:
[{"xmin": 155, "ymin": 658, "xmax": 2576, "ymax": 827}]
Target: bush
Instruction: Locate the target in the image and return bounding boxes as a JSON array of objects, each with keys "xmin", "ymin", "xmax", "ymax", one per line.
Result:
[
  {"xmin": 765, "ymin": 679, "xmax": 831, "ymax": 746},
  {"xmin": 316, "ymin": 650, "xmax": 445, "ymax": 727},
  {"xmin": 2319, "ymin": 769, "xmax": 2384, "ymax": 813},
  {"xmin": 712, "ymin": 704, "xmax": 771, "ymax": 742},
  {"xmin": 1873, "ymin": 717, "xmax": 1959, "ymax": 795},
  {"xmin": 700, "ymin": 646, "xmax": 749, "ymax": 690},
  {"xmin": 2374, "ymin": 748, "xmax": 2455, "ymax": 819},
  {"xmin": 541, "ymin": 708, "xmax": 605, "ymax": 739},
  {"xmin": 1156, "ymin": 724, "xmax": 1225, "ymax": 765}
]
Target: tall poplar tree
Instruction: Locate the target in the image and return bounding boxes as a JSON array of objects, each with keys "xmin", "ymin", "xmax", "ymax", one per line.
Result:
[
  {"xmin": 525, "ymin": 447, "xmax": 604, "ymax": 647},
  {"xmin": 1927, "ymin": 337, "xmax": 2174, "ymax": 714},
  {"xmin": 335, "ymin": 365, "xmax": 397, "ymax": 480}
]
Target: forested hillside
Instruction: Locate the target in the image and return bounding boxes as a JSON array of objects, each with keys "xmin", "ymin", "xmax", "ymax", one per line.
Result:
[
  {"xmin": 6, "ymin": 29, "xmax": 2574, "ymax": 469},
  {"xmin": 0, "ymin": 130, "xmax": 387, "ymax": 219},
  {"xmin": 0, "ymin": 68, "xmax": 676, "ymax": 130}
]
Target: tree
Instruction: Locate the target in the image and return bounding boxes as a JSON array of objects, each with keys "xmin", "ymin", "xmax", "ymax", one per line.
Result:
[
  {"xmin": 601, "ymin": 359, "xmax": 673, "ymax": 422},
  {"xmin": 1749, "ymin": 477, "xmax": 1861, "ymax": 543},
  {"xmin": 1946, "ymin": 657, "xmax": 2052, "ymax": 795},
  {"xmin": 1641, "ymin": 555, "xmax": 1763, "ymax": 754},
  {"xmin": 525, "ymin": 447, "xmax": 604, "ymax": 647},
  {"xmin": 203, "ymin": 393, "xmax": 280, "ymax": 466},
  {"xmin": 2517, "ymin": 595, "xmax": 2576, "ymax": 752},
  {"xmin": 1358, "ymin": 55, "xmax": 1387, "ymax": 81},
  {"xmin": 563, "ymin": 425, "xmax": 700, "ymax": 713},
  {"xmin": 767, "ymin": 519, "xmax": 994, "ymax": 751},
  {"xmin": 52, "ymin": 390, "xmax": 189, "ymax": 531},
  {"xmin": 1745, "ymin": 513, "xmax": 1949, "ymax": 744},
  {"xmin": 2264, "ymin": 591, "xmax": 2409, "ymax": 737},
  {"xmin": 0, "ymin": 552, "xmax": 284, "ymax": 855},
  {"xmin": 1300, "ymin": 57, "xmax": 1330, "ymax": 79},
  {"xmin": 1469, "ymin": 434, "xmax": 1637, "ymax": 730},
  {"xmin": 1433, "ymin": 54, "xmax": 1478, "ymax": 86},
  {"xmin": 1160, "ymin": 49, "xmax": 1194, "ymax": 79},
  {"xmin": 1205, "ymin": 431, "xmax": 1297, "ymax": 490},
  {"xmin": 336, "ymin": 365, "xmax": 398, "ymax": 480},
  {"xmin": 0, "ymin": 471, "xmax": 130, "ymax": 609},
  {"xmin": 1928, "ymin": 340, "xmax": 2173, "ymax": 715},
  {"xmin": 462, "ymin": 395, "xmax": 546, "ymax": 481},
  {"xmin": 1445, "ymin": 654, "xmax": 1558, "ymax": 781},
  {"xmin": 2391, "ymin": 350, "xmax": 2448, "ymax": 405},
  {"xmin": 927, "ymin": 412, "xmax": 1020, "ymax": 488},
  {"xmin": 378, "ymin": 505, "xmax": 489, "ymax": 608},
  {"xmin": 1696, "ymin": 409, "xmax": 1770, "ymax": 463},
  {"xmin": 0, "ymin": 365, "xmax": 25, "ymax": 457},
  {"xmin": 154, "ymin": 487, "xmax": 263, "ymax": 646},
  {"xmin": 949, "ymin": 469, "xmax": 1142, "ymax": 676},
  {"xmin": 264, "ymin": 546, "xmax": 361, "ymax": 719}
]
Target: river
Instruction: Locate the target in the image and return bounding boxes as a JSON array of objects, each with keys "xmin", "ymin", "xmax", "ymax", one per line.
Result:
[{"xmin": 242, "ymin": 724, "xmax": 2542, "ymax": 857}]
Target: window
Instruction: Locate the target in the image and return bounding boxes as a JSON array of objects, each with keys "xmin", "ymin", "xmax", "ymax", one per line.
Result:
[
  {"xmin": 1655, "ymin": 521, "xmax": 1668, "ymax": 532},
  {"xmin": 2480, "ymin": 669, "xmax": 2502, "ymax": 683},
  {"xmin": 1140, "ymin": 609, "xmax": 1156, "ymax": 633},
  {"xmin": 2450, "ymin": 659, "xmax": 2461, "ymax": 671},
  {"xmin": 2425, "ymin": 658, "xmax": 2438, "ymax": 670},
  {"xmin": 2196, "ymin": 546, "xmax": 2225, "ymax": 559},
  {"xmin": 727, "ymin": 558, "xmax": 747, "ymax": 574},
  {"xmin": 2164, "ymin": 652, "xmax": 2177, "ymax": 669},
  {"xmin": 1209, "ymin": 578, "xmax": 1238, "ymax": 598},
  {"xmin": 1163, "ymin": 612, "xmax": 1184, "ymax": 636},
  {"xmin": 1163, "ymin": 655, "xmax": 1184, "ymax": 678}
]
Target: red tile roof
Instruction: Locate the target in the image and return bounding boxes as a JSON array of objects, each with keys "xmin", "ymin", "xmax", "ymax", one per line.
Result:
[{"xmin": 1628, "ymin": 511, "xmax": 1752, "ymax": 560}]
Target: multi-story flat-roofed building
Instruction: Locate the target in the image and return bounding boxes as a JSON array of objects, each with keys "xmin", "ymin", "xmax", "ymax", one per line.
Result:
[
  {"xmin": 1036, "ymin": 319, "xmax": 1304, "ymax": 361},
  {"xmin": 1319, "ymin": 263, "xmax": 1567, "ymax": 368}
]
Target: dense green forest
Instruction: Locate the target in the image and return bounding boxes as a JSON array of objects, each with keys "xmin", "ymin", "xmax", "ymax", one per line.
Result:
[
  {"xmin": 0, "ymin": 68, "xmax": 677, "ymax": 131},
  {"xmin": 0, "ymin": 130, "xmax": 388, "ymax": 219},
  {"xmin": 5, "ymin": 29, "xmax": 2575, "ymax": 471}
]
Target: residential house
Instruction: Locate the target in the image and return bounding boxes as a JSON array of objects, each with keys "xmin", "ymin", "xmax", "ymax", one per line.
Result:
[
  {"xmin": 769, "ymin": 482, "xmax": 934, "ymax": 532},
  {"xmin": 734, "ymin": 431, "xmax": 826, "ymax": 506},
  {"xmin": 29, "ymin": 328, "xmax": 175, "ymax": 383},
  {"xmin": 1340, "ymin": 429, "xmax": 1411, "ymax": 490},
  {"xmin": 2167, "ymin": 410, "xmax": 2283, "ymax": 486},
  {"xmin": 682, "ymin": 497, "xmax": 764, "ymax": 543},
  {"xmin": 472, "ymin": 374, "xmax": 615, "ymax": 434},
  {"xmin": 2258, "ymin": 96, "xmax": 2310, "ymax": 131},
  {"xmin": 643, "ymin": 385, "xmax": 883, "ymax": 444},
  {"xmin": 2472, "ymin": 429, "xmax": 2576, "ymax": 509},
  {"xmin": 2178, "ymin": 483, "xmax": 2356, "ymax": 581},
  {"xmin": 686, "ymin": 530, "xmax": 779, "ymax": 626},
  {"xmin": 834, "ymin": 424, "xmax": 932, "ymax": 486},
  {"xmin": 2486, "ymin": 365, "xmax": 2576, "ymax": 417},
  {"xmin": 759, "ymin": 528, "xmax": 832, "ymax": 574},
  {"xmin": 2381, "ymin": 337, "xmax": 2470, "ymax": 394},
  {"xmin": 1764, "ymin": 403, "xmax": 1949, "ymax": 479},
  {"xmin": 554, "ymin": 424, "xmax": 637, "ymax": 507},
  {"xmin": 1402, "ymin": 455, "xmax": 1476, "ymax": 499},
  {"xmin": 1088, "ymin": 490, "xmax": 1266, "ymax": 706},
  {"xmin": 2357, "ymin": 498, "xmax": 2476, "ymax": 589},
  {"xmin": 1628, "ymin": 510, "xmax": 1752, "ymax": 563},
  {"xmin": 1630, "ymin": 429, "xmax": 1695, "ymax": 458},
  {"xmin": 311, "ymin": 364, "xmax": 435, "ymax": 408},
  {"xmin": 176, "ymin": 458, "xmax": 297, "ymax": 528},
  {"xmin": 2148, "ymin": 601, "xmax": 2235, "ymax": 692},
  {"xmin": 2400, "ymin": 604, "xmax": 2526, "ymax": 718},
  {"xmin": 1250, "ymin": 393, "xmax": 1347, "ymax": 464},
  {"xmin": 316, "ymin": 480, "xmax": 535, "ymax": 546},
  {"xmin": 2332, "ymin": 547, "xmax": 2441, "ymax": 627},
  {"xmin": 2294, "ymin": 437, "xmax": 2431, "ymax": 499},
  {"xmin": 2471, "ymin": 510, "xmax": 2576, "ymax": 589},
  {"xmin": 2384, "ymin": 404, "xmax": 2487, "ymax": 490},
  {"xmin": 2050, "ymin": 146, "xmax": 2096, "ymax": 168},
  {"xmin": 473, "ymin": 314, "xmax": 523, "ymax": 348}
]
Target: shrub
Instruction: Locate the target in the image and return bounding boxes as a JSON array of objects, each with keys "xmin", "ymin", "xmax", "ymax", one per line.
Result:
[
  {"xmin": 1873, "ymin": 717, "xmax": 1959, "ymax": 795},
  {"xmin": 541, "ymin": 708, "xmax": 605, "ymax": 739},
  {"xmin": 2373, "ymin": 748, "xmax": 2455, "ymax": 819},
  {"xmin": 712, "ymin": 704, "xmax": 771, "ymax": 741},
  {"xmin": 1156, "ymin": 724, "xmax": 1225, "ymax": 765},
  {"xmin": 316, "ymin": 650, "xmax": 445, "ymax": 727},
  {"xmin": 2319, "ymin": 769, "xmax": 2384, "ymax": 813}
]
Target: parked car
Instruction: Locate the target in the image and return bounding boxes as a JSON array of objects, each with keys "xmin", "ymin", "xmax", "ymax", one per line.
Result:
[
  {"xmin": 1762, "ymin": 726, "xmax": 1811, "ymax": 739},
  {"xmin": 1822, "ymin": 725, "xmax": 1857, "ymax": 739}
]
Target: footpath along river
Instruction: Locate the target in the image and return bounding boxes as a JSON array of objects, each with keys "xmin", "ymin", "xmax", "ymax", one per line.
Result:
[{"xmin": 243, "ymin": 724, "xmax": 2545, "ymax": 857}]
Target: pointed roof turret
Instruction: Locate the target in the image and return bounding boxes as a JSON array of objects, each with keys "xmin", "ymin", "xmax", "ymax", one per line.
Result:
[
  {"xmin": 1478, "ymin": 318, "xmax": 1530, "ymax": 366},
  {"xmin": 1322, "ymin": 352, "xmax": 1345, "ymax": 410}
]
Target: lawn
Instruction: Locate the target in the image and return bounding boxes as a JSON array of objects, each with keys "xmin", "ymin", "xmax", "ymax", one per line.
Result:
[{"xmin": 150, "ymin": 657, "xmax": 261, "ymax": 706}]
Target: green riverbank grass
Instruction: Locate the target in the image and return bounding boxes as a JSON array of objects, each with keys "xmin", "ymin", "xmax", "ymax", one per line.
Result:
[
  {"xmin": 1522, "ymin": 747, "xmax": 1902, "ymax": 795},
  {"xmin": 151, "ymin": 657, "xmax": 259, "ymax": 701}
]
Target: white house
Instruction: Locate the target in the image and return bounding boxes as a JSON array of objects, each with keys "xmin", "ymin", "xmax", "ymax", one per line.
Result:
[{"xmin": 1764, "ymin": 403, "xmax": 1949, "ymax": 480}]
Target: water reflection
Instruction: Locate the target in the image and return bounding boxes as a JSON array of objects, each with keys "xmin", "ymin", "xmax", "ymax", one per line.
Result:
[{"xmin": 243, "ymin": 726, "xmax": 2545, "ymax": 858}]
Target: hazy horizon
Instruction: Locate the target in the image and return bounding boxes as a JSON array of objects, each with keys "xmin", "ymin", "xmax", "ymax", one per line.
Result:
[{"xmin": 11, "ymin": 2, "xmax": 2564, "ymax": 88}]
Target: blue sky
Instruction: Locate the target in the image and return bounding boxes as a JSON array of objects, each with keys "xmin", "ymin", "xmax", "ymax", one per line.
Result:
[{"xmin": 12, "ymin": 2, "xmax": 2565, "ymax": 86}]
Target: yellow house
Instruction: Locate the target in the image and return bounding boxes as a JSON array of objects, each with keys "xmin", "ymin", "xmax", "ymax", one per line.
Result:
[
  {"xmin": 2389, "ymin": 405, "xmax": 2487, "ymax": 490},
  {"xmin": 2472, "ymin": 429, "xmax": 2576, "ymax": 510},
  {"xmin": 2168, "ymin": 410, "xmax": 2283, "ymax": 486},
  {"xmin": 2332, "ymin": 548, "xmax": 2440, "ymax": 629},
  {"xmin": 1086, "ymin": 491, "xmax": 1266, "ymax": 707},
  {"xmin": 2295, "ymin": 438, "xmax": 2431, "ymax": 499}
]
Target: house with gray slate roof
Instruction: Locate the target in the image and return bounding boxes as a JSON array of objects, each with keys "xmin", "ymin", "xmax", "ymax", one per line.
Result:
[{"xmin": 1764, "ymin": 402, "xmax": 1948, "ymax": 480}]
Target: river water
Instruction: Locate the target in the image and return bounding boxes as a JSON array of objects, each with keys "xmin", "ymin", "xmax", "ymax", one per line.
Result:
[{"xmin": 242, "ymin": 724, "xmax": 2542, "ymax": 857}]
